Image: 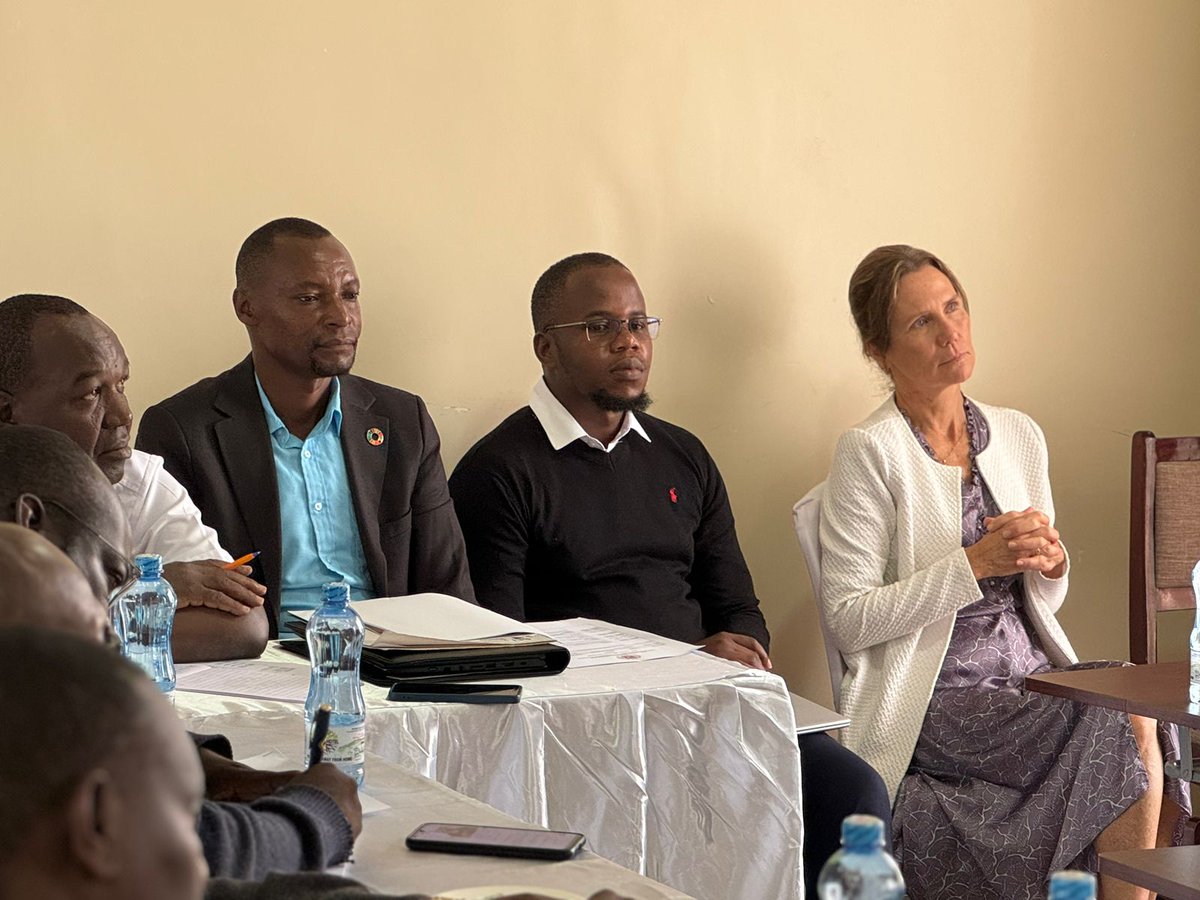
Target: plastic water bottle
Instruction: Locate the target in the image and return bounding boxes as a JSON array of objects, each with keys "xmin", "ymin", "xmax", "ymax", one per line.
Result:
[
  {"xmin": 1190, "ymin": 560, "xmax": 1200, "ymax": 704},
  {"xmin": 304, "ymin": 581, "xmax": 366, "ymax": 785},
  {"xmin": 116, "ymin": 553, "xmax": 177, "ymax": 694},
  {"xmin": 1049, "ymin": 870, "xmax": 1096, "ymax": 900},
  {"xmin": 817, "ymin": 815, "xmax": 905, "ymax": 899}
]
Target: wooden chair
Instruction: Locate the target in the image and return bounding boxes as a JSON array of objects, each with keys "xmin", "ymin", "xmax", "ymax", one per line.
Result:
[
  {"xmin": 1129, "ymin": 431, "xmax": 1200, "ymax": 846},
  {"xmin": 1129, "ymin": 431, "xmax": 1200, "ymax": 665}
]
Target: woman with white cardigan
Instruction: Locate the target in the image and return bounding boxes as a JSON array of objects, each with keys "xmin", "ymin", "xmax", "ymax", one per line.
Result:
[{"xmin": 818, "ymin": 245, "xmax": 1187, "ymax": 900}]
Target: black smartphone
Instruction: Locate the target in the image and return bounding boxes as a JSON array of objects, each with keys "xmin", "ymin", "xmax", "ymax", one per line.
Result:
[
  {"xmin": 405, "ymin": 822, "xmax": 585, "ymax": 861},
  {"xmin": 386, "ymin": 682, "xmax": 522, "ymax": 704}
]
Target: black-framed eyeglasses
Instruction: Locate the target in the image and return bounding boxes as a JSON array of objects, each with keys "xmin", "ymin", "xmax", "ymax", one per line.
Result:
[
  {"xmin": 541, "ymin": 316, "xmax": 662, "ymax": 343},
  {"xmin": 36, "ymin": 496, "xmax": 140, "ymax": 598}
]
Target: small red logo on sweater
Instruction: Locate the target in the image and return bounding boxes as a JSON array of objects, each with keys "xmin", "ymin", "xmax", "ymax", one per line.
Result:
[{"xmin": 669, "ymin": 487, "xmax": 678, "ymax": 503}]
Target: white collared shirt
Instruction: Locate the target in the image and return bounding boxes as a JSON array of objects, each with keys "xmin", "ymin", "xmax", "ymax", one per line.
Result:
[
  {"xmin": 528, "ymin": 378, "xmax": 651, "ymax": 453},
  {"xmin": 115, "ymin": 449, "xmax": 231, "ymax": 562}
]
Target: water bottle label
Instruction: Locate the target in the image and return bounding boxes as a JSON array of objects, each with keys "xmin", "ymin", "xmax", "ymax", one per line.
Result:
[
  {"xmin": 1190, "ymin": 653, "xmax": 1200, "ymax": 704},
  {"xmin": 317, "ymin": 723, "xmax": 366, "ymax": 764}
]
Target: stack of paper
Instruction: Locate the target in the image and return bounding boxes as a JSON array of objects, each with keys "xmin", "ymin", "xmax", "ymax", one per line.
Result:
[{"xmin": 293, "ymin": 594, "xmax": 553, "ymax": 651}]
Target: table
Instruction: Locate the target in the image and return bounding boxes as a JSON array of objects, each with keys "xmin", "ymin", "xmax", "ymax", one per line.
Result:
[
  {"xmin": 1025, "ymin": 661, "xmax": 1200, "ymax": 899},
  {"xmin": 191, "ymin": 708, "xmax": 691, "ymax": 899},
  {"xmin": 177, "ymin": 647, "xmax": 804, "ymax": 900}
]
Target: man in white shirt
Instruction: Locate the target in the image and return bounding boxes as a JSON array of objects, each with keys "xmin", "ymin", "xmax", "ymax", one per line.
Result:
[
  {"xmin": 116, "ymin": 449, "xmax": 229, "ymax": 564},
  {"xmin": 0, "ymin": 293, "xmax": 268, "ymax": 661}
]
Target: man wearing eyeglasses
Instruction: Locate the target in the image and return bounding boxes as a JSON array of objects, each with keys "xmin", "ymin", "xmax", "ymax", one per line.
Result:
[
  {"xmin": 449, "ymin": 251, "xmax": 769, "ymax": 665},
  {"xmin": 449, "ymin": 253, "xmax": 892, "ymax": 896}
]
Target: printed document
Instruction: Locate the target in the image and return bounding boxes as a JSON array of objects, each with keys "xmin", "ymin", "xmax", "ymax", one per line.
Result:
[{"xmin": 530, "ymin": 618, "xmax": 699, "ymax": 668}]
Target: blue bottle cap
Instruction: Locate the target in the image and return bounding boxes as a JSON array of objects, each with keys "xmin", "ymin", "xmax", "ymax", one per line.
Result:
[
  {"xmin": 322, "ymin": 581, "xmax": 351, "ymax": 604},
  {"xmin": 1049, "ymin": 871, "xmax": 1096, "ymax": 900},
  {"xmin": 840, "ymin": 814, "xmax": 884, "ymax": 849},
  {"xmin": 135, "ymin": 553, "xmax": 163, "ymax": 580}
]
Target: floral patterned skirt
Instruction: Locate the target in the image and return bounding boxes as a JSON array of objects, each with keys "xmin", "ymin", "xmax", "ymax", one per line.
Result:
[{"xmin": 893, "ymin": 661, "xmax": 1190, "ymax": 900}]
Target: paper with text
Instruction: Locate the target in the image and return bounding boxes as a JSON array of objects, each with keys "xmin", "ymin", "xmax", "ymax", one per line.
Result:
[
  {"xmin": 531, "ymin": 618, "xmax": 700, "ymax": 668},
  {"xmin": 175, "ymin": 659, "xmax": 310, "ymax": 703}
]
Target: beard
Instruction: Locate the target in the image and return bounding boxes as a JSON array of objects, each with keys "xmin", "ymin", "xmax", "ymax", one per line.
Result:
[
  {"xmin": 589, "ymin": 389, "xmax": 652, "ymax": 414},
  {"xmin": 308, "ymin": 348, "xmax": 357, "ymax": 378}
]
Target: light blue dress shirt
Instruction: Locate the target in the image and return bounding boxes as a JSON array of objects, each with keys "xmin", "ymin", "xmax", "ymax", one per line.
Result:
[{"xmin": 255, "ymin": 375, "xmax": 375, "ymax": 622}]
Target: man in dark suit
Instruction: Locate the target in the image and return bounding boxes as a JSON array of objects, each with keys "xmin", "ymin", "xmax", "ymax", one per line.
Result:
[{"xmin": 137, "ymin": 218, "xmax": 473, "ymax": 635}]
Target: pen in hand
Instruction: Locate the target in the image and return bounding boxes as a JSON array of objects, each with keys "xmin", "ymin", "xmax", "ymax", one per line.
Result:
[
  {"xmin": 223, "ymin": 551, "xmax": 261, "ymax": 570},
  {"xmin": 308, "ymin": 704, "xmax": 332, "ymax": 766}
]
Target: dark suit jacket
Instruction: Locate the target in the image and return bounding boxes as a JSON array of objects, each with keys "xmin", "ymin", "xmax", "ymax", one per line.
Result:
[{"xmin": 136, "ymin": 356, "xmax": 475, "ymax": 635}]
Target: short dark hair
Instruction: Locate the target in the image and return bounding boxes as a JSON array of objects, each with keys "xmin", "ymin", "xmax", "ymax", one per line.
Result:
[
  {"xmin": 0, "ymin": 425, "xmax": 114, "ymax": 530},
  {"xmin": 0, "ymin": 625, "xmax": 150, "ymax": 865},
  {"xmin": 531, "ymin": 252, "xmax": 628, "ymax": 331},
  {"xmin": 0, "ymin": 294, "xmax": 90, "ymax": 392},
  {"xmin": 848, "ymin": 244, "xmax": 969, "ymax": 358},
  {"xmin": 235, "ymin": 217, "xmax": 333, "ymax": 287}
]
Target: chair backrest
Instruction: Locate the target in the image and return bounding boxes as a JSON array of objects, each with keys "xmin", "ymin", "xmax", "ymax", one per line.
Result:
[
  {"xmin": 1129, "ymin": 431, "xmax": 1200, "ymax": 664},
  {"xmin": 791, "ymin": 481, "xmax": 848, "ymax": 709}
]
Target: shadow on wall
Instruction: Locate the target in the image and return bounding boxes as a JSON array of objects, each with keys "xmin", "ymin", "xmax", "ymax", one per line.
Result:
[{"xmin": 655, "ymin": 225, "xmax": 875, "ymax": 703}]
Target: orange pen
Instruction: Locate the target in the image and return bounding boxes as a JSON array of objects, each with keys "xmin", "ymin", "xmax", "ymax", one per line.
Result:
[{"xmin": 223, "ymin": 551, "xmax": 261, "ymax": 570}]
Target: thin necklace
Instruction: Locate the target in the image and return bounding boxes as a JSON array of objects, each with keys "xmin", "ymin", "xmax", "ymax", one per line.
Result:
[
  {"xmin": 897, "ymin": 401, "xmax": 968, "ymax": 464},
  {"xmin": 931, "ymin": 427, "xmax": 966, "ymax": 464}
]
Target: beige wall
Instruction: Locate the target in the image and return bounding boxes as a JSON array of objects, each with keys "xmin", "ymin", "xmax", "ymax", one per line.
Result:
[{"xmin": 3, "ymin": 1, "xmax": 1198, "ymax": 702}]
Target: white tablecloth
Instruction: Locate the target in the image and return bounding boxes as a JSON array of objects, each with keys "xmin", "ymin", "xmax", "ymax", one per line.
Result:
[
  {"xmin": 176, "ymin": 648, "xmax": 804, "ymax": 900},
  {"xmin": 187, "ymin": 708, "xmax": 690, "ymax": 899}
]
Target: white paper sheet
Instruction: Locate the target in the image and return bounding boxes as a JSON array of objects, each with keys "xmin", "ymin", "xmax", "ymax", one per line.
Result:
[
  {"xmin": 530, "ymin": 618, "xmax": 700, "ymax": 668},
  {"xmin": 175, "ymin": 659, "xmax": 310, "ymax": 703},
  {"xmin": 294, "ymin": 594, "xmax": 551, "ymax": 648},
  {"xmin": 236, "ymin": 750, "xmax": 390, "ymax": 815}
]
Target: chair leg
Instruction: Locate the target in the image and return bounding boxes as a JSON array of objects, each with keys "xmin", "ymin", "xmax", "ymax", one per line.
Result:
[{"xmin": 1187, "ymin": 815, "xmax": 1200, "ymax": 846}]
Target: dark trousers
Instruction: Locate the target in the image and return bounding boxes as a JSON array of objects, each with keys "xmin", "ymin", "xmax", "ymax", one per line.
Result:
[{"xmin": 799, "ymin": 731, "xmax": 893, "ymax": 898}]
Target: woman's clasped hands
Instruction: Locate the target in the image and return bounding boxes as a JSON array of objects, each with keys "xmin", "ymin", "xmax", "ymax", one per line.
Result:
[{"xmin": 965, "ymin": 507, "xmax": 1066, "ymax": 580}]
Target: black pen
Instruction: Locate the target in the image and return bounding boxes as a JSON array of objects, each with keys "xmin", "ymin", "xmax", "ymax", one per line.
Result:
[{"xmin": 308, "ymin": 704, "xmax": 331, "ymax": 766}]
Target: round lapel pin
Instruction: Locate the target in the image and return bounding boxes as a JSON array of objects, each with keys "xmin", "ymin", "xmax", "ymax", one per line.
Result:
[{"xmin": 366, "ymin": 427, "xmax": 384, "ymax": 446}]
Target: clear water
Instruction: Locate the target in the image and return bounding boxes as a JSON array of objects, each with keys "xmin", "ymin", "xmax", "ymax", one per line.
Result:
[
  {"xmin": 118, "ymin": 582, "xmax": 177, "ymax": 693},
  {"xmin": 305, "ymin": 599, "xmax": 366, "ymax": 786}
]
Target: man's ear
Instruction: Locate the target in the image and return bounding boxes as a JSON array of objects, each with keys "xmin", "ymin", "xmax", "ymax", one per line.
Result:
[
  {"xmin": 14, "ymin": 493, "xmax": 45, "ymax": 531},
  {"xmin": 233, "ymin": 288, "xmax": 257, "ymax": 327},
  {"xmin": 0, "ymin": 388, "xmax": 15, "ymax": 424},
  {"xmin": 533, "ymin": 333, "xmax": 554, "ymax": 368},
  {"xmin": 64, "ymin": 767, "xmax": 124, "ymax": 879}
]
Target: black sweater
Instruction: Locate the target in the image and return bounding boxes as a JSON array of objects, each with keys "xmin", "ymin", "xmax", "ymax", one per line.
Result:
[{"xmin": 449, "ymin": 407, "xmax": 770, "ymax": 650}]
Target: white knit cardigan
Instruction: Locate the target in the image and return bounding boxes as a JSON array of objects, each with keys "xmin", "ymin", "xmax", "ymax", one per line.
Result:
[{"xmin": 819, "ymin": 396, "xmax": 1077, "ymax": 802}]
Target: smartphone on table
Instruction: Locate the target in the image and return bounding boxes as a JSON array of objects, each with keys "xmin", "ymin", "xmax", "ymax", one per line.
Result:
[
  {"xmin": 405, "ymin": 822, "xmax": 585, "ymax": 861},
  {"xmin": 386, "ymin": 682, "xmax": 522, "ymax": 704}
]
